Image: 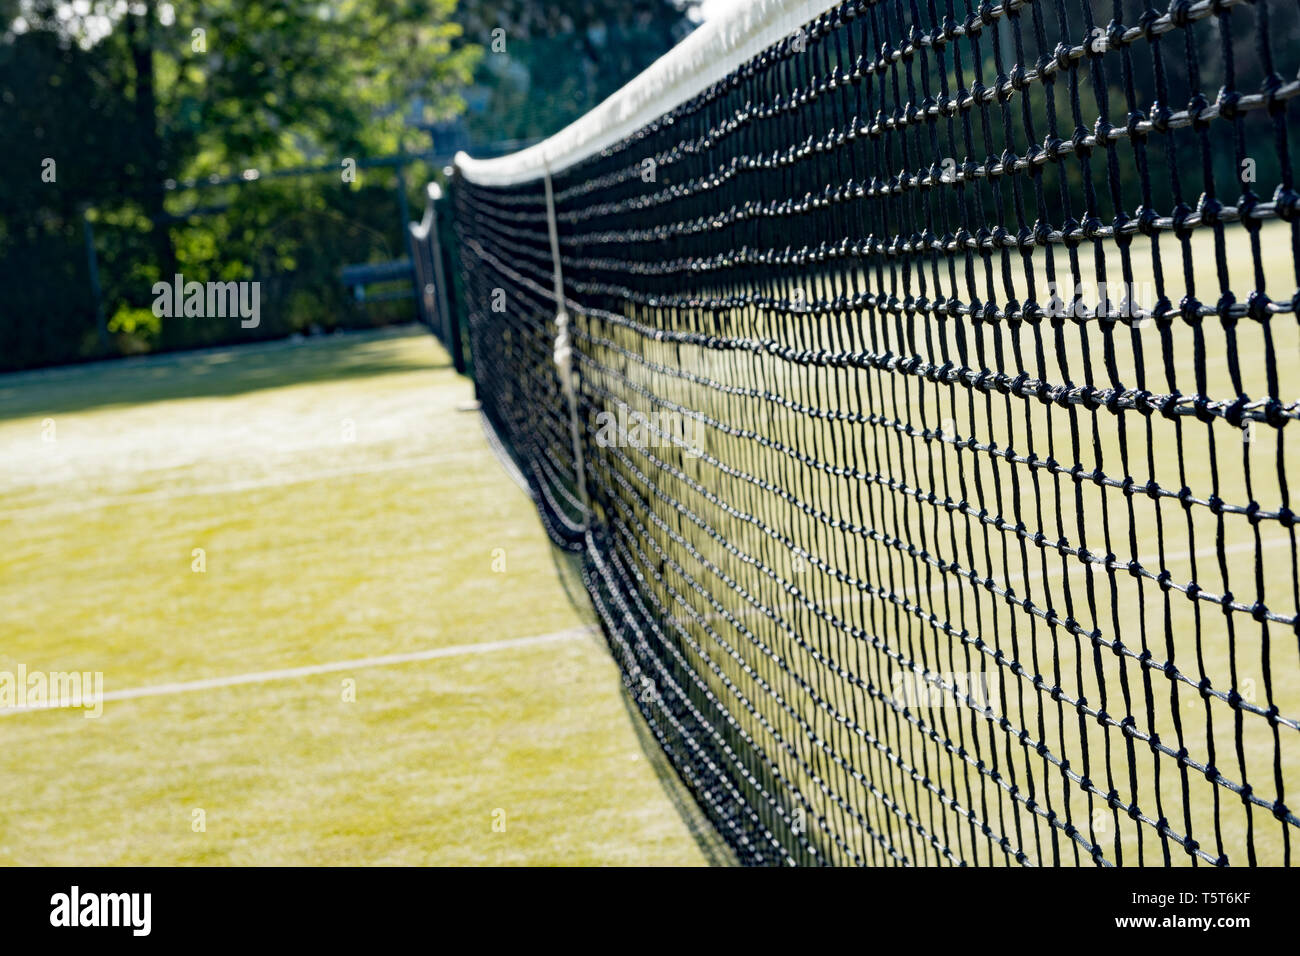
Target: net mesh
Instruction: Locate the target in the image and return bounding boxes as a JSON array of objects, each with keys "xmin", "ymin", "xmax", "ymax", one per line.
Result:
[{"xmin": 453, "ymin": 0, "xmax": 1300, "ymax": 865}]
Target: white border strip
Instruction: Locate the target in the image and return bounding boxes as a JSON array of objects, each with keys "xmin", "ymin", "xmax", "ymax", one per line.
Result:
[{"xmin": 455, "ymin": 0, "xmax": 844, "ymax": 186}]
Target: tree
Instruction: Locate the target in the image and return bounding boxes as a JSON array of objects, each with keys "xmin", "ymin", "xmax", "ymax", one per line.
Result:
[
  {"xmin": 453, "ymin": 0, "xmax": 697, "ymax": 147},
  {"xmin": 1, "ymin": 0, "xmax": 481, "ymax": 366}
]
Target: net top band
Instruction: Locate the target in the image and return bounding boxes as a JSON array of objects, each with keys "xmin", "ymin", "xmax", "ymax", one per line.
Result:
[{"xmin": 453, "ymin": 0, "xmax": 843, "ymax": 187}]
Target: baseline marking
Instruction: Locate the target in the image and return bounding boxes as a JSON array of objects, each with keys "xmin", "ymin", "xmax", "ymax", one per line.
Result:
[{"xmin": 0, "ymin": 627, "xmax": 593, "ymax": 716}]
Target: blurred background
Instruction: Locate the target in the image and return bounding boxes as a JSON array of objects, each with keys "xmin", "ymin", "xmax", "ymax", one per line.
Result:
[{"xmin": 0, "ymin": 0, "xmax": 701, "ymax": 372}]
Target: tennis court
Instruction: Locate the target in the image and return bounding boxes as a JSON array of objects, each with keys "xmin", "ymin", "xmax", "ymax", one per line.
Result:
[
  {"xmin": 6, "ymin": 0, "xmax": 1300, "ymax": 872},
  {"xmin": 0, "ymin": 328, "xmax": 718, "ymax": 865}
]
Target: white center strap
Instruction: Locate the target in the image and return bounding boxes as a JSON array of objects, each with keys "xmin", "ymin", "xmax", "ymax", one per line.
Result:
[{"xmin": 543, "ymin": 167, "xmax": 590, "ymax": 523}]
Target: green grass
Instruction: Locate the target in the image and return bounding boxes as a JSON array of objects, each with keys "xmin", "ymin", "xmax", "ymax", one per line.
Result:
[{"xmin": 0, "ymin": 326, "xmax": 716, "ymax": 866}]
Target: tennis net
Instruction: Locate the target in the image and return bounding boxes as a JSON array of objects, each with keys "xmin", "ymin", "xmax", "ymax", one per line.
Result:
[{"xmin": 450, "ymin": 0, "xmax": 1300, "ymax": 865}]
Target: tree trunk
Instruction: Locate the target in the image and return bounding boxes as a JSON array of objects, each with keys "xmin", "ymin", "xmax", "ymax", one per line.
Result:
[{"xmin": 126, "ymin": 2, "xmax": 178, "ymax": 345}]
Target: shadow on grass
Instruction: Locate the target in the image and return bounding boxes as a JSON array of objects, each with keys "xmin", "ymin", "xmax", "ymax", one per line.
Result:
[
  {"xmin": 0, "ymin": 324, "xmax": 450, "ymax": 423},
  {"xmin": 614, "ymin": 679, "xmax": 741, "ymax": 867},
  {"xmin": 545, "ymin": 528, "xmax": 736, "ymax": 867},
  {"xmin": 482, "ymin": 406, "xmax": 735, "ymax": 865}
]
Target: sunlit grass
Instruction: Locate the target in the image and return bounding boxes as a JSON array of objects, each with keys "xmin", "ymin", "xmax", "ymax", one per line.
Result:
[{"xmin": 0, "ymin": 326, "xmax": 713, "ymax": 866}]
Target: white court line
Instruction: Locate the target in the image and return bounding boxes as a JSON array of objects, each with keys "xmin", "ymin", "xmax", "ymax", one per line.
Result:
[
  {"xmin": 0, "ymin": 627, "xmax": 593, "ymax": 716},
  {"xmin": 0, "ymin": 450, "xmax": 478, "ymax": 520}
]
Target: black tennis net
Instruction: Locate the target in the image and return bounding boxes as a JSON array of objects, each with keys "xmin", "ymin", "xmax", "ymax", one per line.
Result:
[{"xmin": 451, "ymin": 0, "xmax": 1300, "ymax": 865}]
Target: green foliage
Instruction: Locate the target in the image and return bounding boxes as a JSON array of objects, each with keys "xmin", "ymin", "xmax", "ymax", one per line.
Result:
[
  {"xmin": 0, "ymin": 23, "xmax": 140, "ymax": 369},
  {"xmin": 1, "ymin": 1, "xmax": 480, "ymax": 370},
  {"xmin": 156, "ymin": 0, "xmax": 478, "ymax": 172},
  {"xmin": 456, "ymin": 0, "xmax": 695, "ymax": 145},
  {"xmin": 106, "ymin": 305, "xmax": 161, "ymax": 338},
  {"xmin": 106, "ymin": 305, "xmax": 162, "ymax": 355}
]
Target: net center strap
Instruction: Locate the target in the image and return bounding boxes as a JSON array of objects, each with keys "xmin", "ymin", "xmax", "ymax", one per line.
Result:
[{"xmin": 543, "ymin": 165, "xmax": 590, "ymax": 523}]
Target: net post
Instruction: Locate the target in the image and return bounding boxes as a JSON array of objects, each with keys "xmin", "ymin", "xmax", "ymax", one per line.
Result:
[
  {"xmin": 425, "ymin": 183, "xmax": 464, "ymax": 373},
  {"xmin": 543, "ymin": 164, "xmax": 590, "ymax": 529}
]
